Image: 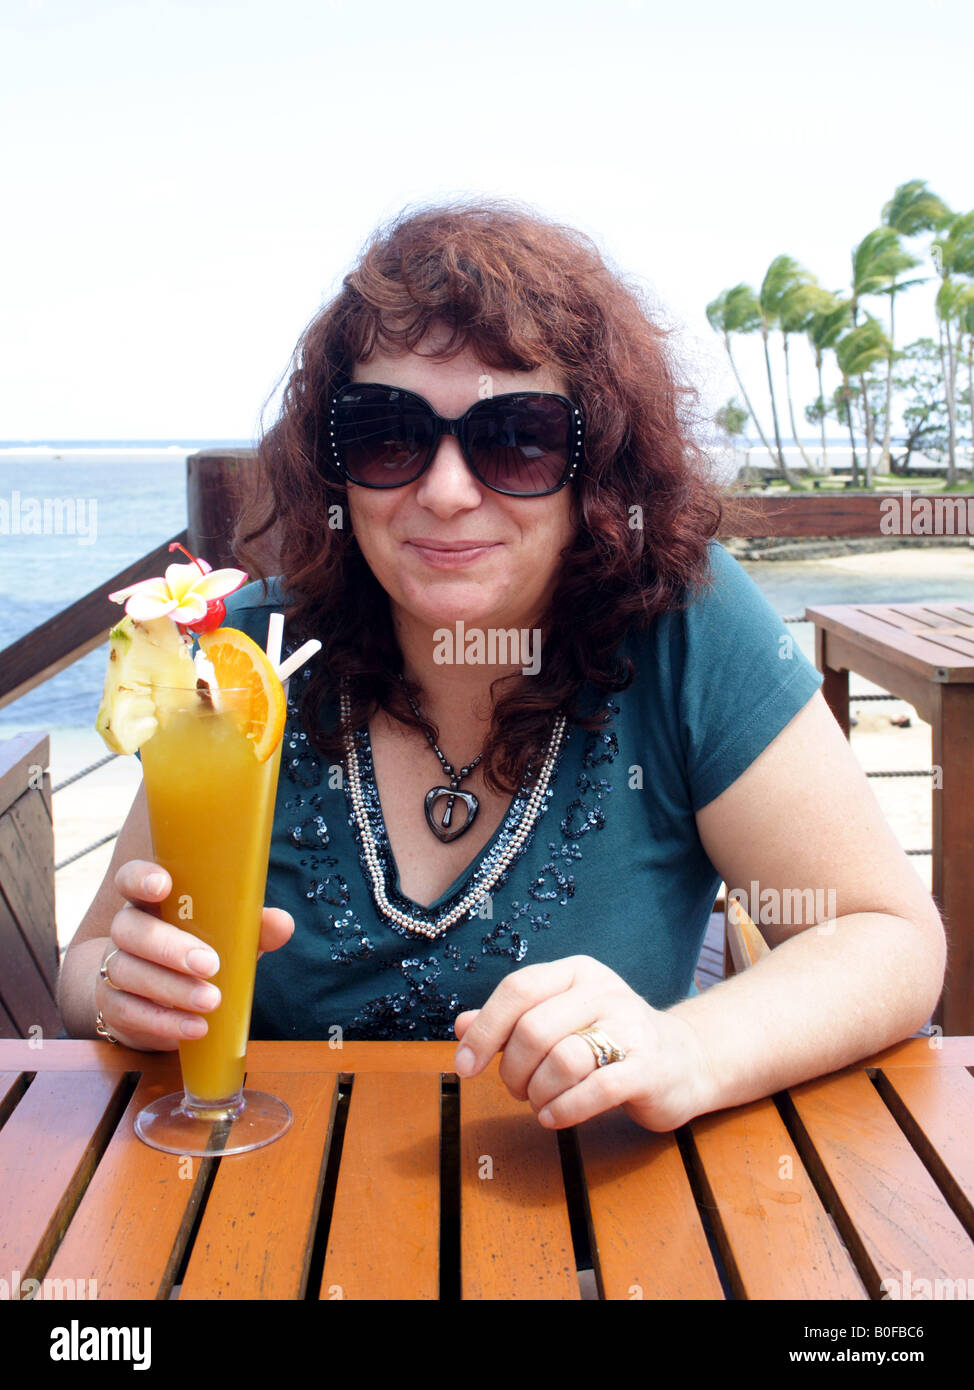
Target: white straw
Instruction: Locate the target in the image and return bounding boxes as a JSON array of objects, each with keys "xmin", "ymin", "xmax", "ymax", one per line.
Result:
[
  {"xmin": 265, "ymin": 612, "xmax": 284, "ymax": 669},
  {"xmin": 275, "ymin": 639, "xmax": 322, "ymax": 684}
]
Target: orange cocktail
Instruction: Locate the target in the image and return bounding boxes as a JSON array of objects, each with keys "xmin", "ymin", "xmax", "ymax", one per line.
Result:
[
  {"xmin": 95, "ymin": 541, "xmax": 298, "ymax": 1156},
  {"xmin": 130, "ymin": 624, "xmax": 292, "ymax": 1156},
  {"xmin": 140, "ymin": 686, "xmax": 282, "ymax": 1107}
]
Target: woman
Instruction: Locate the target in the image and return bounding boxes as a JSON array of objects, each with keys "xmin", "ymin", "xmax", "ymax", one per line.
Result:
[{"xmin": 58, "ymin": 199, "xmax": 946, "ymax": 1133}]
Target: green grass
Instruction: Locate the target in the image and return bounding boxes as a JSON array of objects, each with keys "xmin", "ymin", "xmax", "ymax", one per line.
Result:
[{"xmin": 743, "ymin": 474, "xmax": 974, "ymax": 494}]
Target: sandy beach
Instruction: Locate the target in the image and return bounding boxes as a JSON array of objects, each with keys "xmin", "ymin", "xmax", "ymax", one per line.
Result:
[
  {"xmin": 817, "ymin": 548, "xmax": 974, "ymax": 580},
  {"xmin": 40, "ymin": 545, "xmax": 959, "ymax": 953}
]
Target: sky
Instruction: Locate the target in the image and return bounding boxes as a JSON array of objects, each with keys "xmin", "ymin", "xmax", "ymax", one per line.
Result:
[{"xmin": 1, "ymin": 0, "xmax": 971, "ymax": 442}]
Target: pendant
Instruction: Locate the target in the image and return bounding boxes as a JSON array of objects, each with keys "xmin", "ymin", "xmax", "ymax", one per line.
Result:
[{"xmin": 425, "ymin": 787, "xmax": 480, "ymax": 842}]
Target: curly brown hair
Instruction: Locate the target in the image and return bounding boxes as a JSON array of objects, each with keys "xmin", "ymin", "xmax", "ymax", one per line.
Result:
[{"xmin": 237, "ymin": 197, "xmax": 723, "ymax": 794}]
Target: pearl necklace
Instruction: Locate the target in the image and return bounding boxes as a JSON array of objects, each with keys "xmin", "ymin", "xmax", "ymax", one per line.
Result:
[{"xmin": 341, "ymin": 690, "xmax": 568, "ymax": 939}]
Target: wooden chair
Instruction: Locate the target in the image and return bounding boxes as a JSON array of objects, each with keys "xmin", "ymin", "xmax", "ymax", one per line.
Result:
[
  {"xmin": 0, "ymin": 731, "xmax": 61, "ymax": 1038},
  {"xmin": 693, "ymin": 890, "xmax": 770, "ymax": 992},
  {"xmin": 723, "ymin": 892, "xmax": 770, "ymax": 977}
]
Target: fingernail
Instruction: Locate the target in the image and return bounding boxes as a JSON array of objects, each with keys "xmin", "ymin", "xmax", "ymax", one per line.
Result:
[
  {"xmin": 180, "ymin": 1018, "xmax": 207, "ymax": 1038},
  {"xmin": 539, "ymin": 1107, "xmax": 554, "ymax": 1126},
  {"xmin": 187, "ymin": 948, "xmax": 219, "ymax": 976},
  {"xmin": 189, "ymin": 983, "xmax": 220, "ymax": 1010},
  {"xmin": 454, "ymin": 1046, "xmax": 476, "ymax": 1076},
  {"xmin": 144, "ymin": 873, "xmax": 166, "ymax": 896}
]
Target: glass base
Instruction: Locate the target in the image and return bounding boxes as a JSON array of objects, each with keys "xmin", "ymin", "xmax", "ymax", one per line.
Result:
[{"xmin": 134, "ymin": 1089, "xmax": 292, "ymax": 1156}]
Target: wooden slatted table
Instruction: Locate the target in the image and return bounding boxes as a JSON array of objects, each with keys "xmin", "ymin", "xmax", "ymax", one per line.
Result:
[
  {"xmin": 1, "ymin": 1037, "xmax": 973, "ymax": 1303},
  {"xmin": 806, "ymin": 602, "xmax": 974, "ymax": 1036}
]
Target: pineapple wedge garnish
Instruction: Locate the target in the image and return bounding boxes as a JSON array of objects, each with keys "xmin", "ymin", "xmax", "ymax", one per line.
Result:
[{"xmin": 95, "ymin": 615, "xmax": 197, "ymax": 754}]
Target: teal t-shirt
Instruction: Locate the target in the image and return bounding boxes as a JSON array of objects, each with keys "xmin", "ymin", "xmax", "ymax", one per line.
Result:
[{"xmin": 222, "ymin": 541, "xmax": 822, "ymax": 1041}]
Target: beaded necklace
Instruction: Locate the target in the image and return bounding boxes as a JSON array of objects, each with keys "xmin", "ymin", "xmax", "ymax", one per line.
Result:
[{"xmin": 341, "ymin": 689, "xmax": 568, "ymax": 939}]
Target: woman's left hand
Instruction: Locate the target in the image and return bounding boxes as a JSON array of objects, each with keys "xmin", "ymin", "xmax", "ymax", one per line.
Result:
[{"xmin": 452, "ymin": 955, "xmax": 718, "ymax": 1131}]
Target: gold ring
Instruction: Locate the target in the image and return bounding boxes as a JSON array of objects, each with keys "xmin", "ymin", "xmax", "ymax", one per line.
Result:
[
  {"xmin": 95, "ymin": 1009, "xmax": 121, "ymax": 1045},
  {"xmin": 99, "ymin": 947, "xmax": 122, "ymax": 990},
  {"xmin": 575, "ymin": 1026, "xmax": 626, "ymax": 1067}
]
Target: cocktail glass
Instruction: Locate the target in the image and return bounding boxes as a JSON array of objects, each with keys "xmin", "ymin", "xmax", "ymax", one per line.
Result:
[{"xmin": 133, "ymin": 683, "xmax": 290, "ymax": 1156}]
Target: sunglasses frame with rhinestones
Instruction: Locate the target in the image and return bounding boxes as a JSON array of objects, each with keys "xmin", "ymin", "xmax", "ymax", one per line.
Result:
[{"xmin": 328, "ymin": 382, "xmax": 584, "ymax": 498}]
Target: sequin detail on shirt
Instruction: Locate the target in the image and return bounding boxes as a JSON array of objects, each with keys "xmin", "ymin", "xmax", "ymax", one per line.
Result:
[{"xmin": 278, "ymin": 655, "xmax": 621, "ymax": 1038}]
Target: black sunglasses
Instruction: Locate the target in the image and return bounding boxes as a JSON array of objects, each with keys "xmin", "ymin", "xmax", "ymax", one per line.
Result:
[{"xmin": 328, "ymin": 382, "xmax": 583, "ymax": 497}]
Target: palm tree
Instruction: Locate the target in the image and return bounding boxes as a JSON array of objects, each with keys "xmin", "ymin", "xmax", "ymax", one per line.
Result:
[
  {"xmin": 882, "ymin": 180, "xmax": 952, "ymax": 239},
  {"xmin": 804, "ymin": 294, "xmax": 852, "ymax": 473},
  {"xmin": 880, "ymin": 184, "xmax": 952, "ymax": 475},
  {"xmin": 758, "ymin": 256, "xmax": 813, "ymax": 487},
  {"xmin": 932, "ymin": 211, "xmax": 974, "ymax": 483},
  {"xmin": 873, "ymin": 261, "xmax": 925, "ymax": 475},
  {"xmin": 778, "ymin": 281, "xmax": 833, "ymax": 473},
  {"xmin": 836, "ymin": 318, "xmax": 892, "ymax": 483},
  {"xmin": 958, "ymin": 286, "xmax": 974, "ymax": 464},
  {"xmin": 935, "ymin": 278, "xmax": 963, "ymax": 483},
  {"xmin": 706, "ymin": 284, "xmax": 783, "ymax": 480},
  {"xmin": 850, "ymin": 228, "xmax": 919, "ymax": 484}
]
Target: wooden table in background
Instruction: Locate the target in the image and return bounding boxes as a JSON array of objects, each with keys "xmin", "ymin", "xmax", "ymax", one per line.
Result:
[
  {"xmin": 2, "ymin": 1038, "xmax": 973, "ymax": 1301},
  {"xmin": 806, "ymin": 602, "xmax": 974, "ymax": 1036}
]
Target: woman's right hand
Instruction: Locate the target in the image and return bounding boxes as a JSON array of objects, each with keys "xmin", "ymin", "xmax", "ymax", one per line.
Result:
[{"xmin": 95, "ymin": 859, "xmax": 294, "ymax": 1051}]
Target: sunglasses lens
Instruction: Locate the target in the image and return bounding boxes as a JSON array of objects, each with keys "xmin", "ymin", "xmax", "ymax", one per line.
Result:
[
  {"xmin": 332, "ymin": 385, "xmax": 434, "ymax": 485},
  {"xmin": 466, "ymin": 394, "xmax": 573, "ymax": 494},
  {"xmin": 331, "ymin": 386, "xmax": 577, "ymax": 494}
]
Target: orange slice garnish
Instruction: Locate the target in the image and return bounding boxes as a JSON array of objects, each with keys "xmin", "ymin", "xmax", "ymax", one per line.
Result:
[{"xmin": 198, "ymin": 627, "xmax": 286, "ymax": 761}]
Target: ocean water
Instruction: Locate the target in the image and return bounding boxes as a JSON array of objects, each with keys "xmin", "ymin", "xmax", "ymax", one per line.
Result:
[
  {"xmin": 0, "ymin": 446, "xmax": 242, "ymax": 733},
  {"xmin": 1, "ymin": 447, "xmax": 971, "ymax": 736}
]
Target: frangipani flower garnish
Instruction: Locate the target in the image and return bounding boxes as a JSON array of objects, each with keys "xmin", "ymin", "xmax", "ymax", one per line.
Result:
[{"xmin": 109, "ymin": 543, "xmax": 248, "ymax": 631}]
